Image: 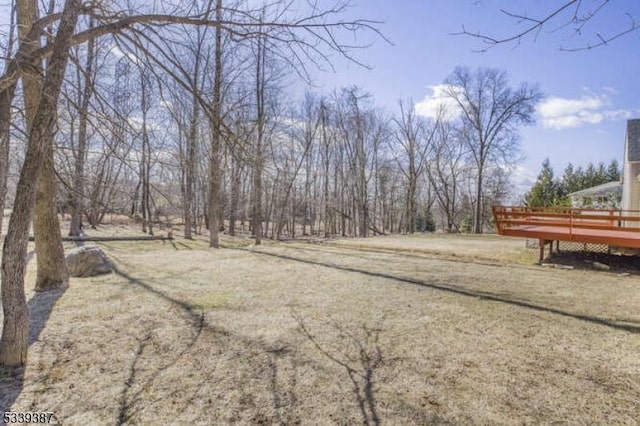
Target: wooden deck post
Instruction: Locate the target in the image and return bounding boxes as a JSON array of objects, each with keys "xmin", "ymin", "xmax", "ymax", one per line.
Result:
[{"xmin": 539, "ymin": 238, "xmax": 545, "ymax": 263}]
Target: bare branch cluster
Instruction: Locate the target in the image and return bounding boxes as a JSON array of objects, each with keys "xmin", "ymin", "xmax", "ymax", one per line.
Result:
[{"xmin": 455, "ymin": 0, "xmax": 639, "ymax": 52}]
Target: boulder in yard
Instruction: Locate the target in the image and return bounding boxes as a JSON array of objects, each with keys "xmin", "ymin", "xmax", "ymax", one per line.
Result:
[{"xmin": 65, "ymin": 246, "xmax": 113, "ymax": 277}]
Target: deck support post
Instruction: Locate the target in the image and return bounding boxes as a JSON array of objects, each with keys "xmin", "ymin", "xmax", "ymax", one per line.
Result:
[{"xmin": 539, "ymin": 238, "xmax": 545, "ymax": 263}]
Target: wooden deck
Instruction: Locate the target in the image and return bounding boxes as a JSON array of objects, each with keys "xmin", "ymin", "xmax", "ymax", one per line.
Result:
[{"xmin": 492, "ymin": 206, "xmax": 640, "ymax": 260}]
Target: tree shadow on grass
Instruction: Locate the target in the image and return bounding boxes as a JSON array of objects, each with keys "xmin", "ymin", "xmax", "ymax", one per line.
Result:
[
  {"xmin": 169, "ymin": 239, "xmax": 195, "ymax": 251},
  {"xmin": 110, "ymin": 262, "xmax": 205, "ymax": 423},
  {"xmin": 238, "ymin": 247, "xmax": 640, "ymax": 334},
  {"xmin": 266, "ymin": 347, "xmax": 299, "ymax": 424},
  {"xmin": 111, "ymin": 259, "xmax": 302, "ymax": 424},
  {"xmin": 292, "ymin": 311, "xmax": 387, "ymax": 426},
  {"xmin": 110, "ymin": 257, "xmax": 406, "ymax": 424},
  {"xmin": 1, "ymin": 287, "xmax": 66, "ymax": 415}
]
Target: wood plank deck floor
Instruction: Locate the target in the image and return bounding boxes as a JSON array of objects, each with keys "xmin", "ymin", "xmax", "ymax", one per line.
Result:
[{"xmin": 500, "ymin": 224, "xmax": 640, "ymax": 248}]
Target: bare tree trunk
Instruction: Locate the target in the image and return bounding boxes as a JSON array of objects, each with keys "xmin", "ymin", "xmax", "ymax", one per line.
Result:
[
  {"xmin": 406, "ymin": 176, "xmax": 416, "ymax": 233},
  {"xmin": 252, "ymin": 28, "xmax": 266, "ymax": 245},
  {"xmin": 34, "ymin": 142, "xmax": 69, "ymax": 291},
  {"xmin": 182, "ymin": 28, "xmax": 206, "ymax": 240},
  {"xmin": 18, "ymin": 0, "xmax": 68, "ymax": 291},
  {"xmin": 474, "ymin": 164, "xmax": 483, "ymax": 234},
  {"xmin": 303, "ymin": 150, "xmax": 312, "ymax": 236},
  {"xmin": 356, "ymin": 115, "xmax": 368, "ymax": 238},
  {"xmin": 140, "ymin": 72, "xmax": 153, "ymax": 235},
  {"xmin": 291, "ymin": 184, "xmax": 296, "ymax": 239},
  {"xmin": 69, "ymin": 18, "xmax": 95, "ymax": 237},
  {"xmin": 184, "ymin": 97, "xmax": 198, "ymax": 239},
  {"xmin": 229, "ymin": 155, "xmax": 241, "ymax": 236},
  {"xmin": 0, "ymin": 3, "xmax": 16, "ymax": 234},
  {"xmin": 0, "ymin": 88, "xmax": 14, "ymax": 235},
  {"xmin": 321, "ymin": 102, "xmax": 330, "ymax": 238},
  {"xmin": 1, "ymin": 0, "xmax": 81, "ymax": 367},
  {"xmin": 208, "ymin": 0, "xmax": 223, "ymax": 248},
  {"xmin": 208, "ymin": 121, "xmax": 221, "ymax": 247}
]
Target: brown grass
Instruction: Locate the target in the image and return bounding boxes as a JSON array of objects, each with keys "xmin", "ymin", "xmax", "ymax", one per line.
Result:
[{"xmin": 1, "ymin": 231, "xmax": 639, "ymax": 424}]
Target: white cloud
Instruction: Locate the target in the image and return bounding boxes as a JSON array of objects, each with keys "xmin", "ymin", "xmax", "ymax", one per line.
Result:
[
  {"xmin": 415, "ymin": 84, "xmax": 463, "ymax": 121},
  {"xmin": 511, "ymin": 165, "xmax": 536, "ymax": 194},
  {"xmin": 537, "ymin": 91, "xmax": 637, "ymax": 130}
]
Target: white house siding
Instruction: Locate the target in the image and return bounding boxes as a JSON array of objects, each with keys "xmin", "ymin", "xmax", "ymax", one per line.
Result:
[{"xmin": 622, "ymin": 119, "xmax": 640, "ymax": 226}]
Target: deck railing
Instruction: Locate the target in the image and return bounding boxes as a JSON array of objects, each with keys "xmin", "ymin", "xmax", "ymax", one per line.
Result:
[{"xmin": 492, "ymin": 206, "xmax": 640, "ymax": 237}]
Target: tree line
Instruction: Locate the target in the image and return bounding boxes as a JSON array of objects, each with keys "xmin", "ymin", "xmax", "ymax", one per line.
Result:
[{"xmin": 525, "ymin": 158, "xmax": 621, "ymax": 207}]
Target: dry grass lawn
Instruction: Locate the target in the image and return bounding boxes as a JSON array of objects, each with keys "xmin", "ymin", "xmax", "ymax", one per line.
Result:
[{"xmin": 1, "ymin": 231, "xmax": 639, "ymax": 424}]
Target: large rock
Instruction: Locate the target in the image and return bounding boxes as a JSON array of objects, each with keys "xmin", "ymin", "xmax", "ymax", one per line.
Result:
[{"xmin": 65, "ymin": 246, "xmax": 113, "ymax": 277}]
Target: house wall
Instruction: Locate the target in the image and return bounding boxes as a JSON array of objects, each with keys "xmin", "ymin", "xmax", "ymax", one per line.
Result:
[
  {"xmin": 622, "ymin": 120, "xmax": 640, "ymax": 225},
  {"xmin": 622, "ymin": 162, "xmax": 640, "ymax": 210}
]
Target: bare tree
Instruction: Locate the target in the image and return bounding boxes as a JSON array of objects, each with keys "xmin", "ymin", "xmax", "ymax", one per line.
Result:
[
  {"xmin": 184, "ymin": 30, "xmax": 206, "ymax": 240},
  {"xmin": 207, "ymin": 0, "xmax": 223, "ymax": 248},
  {"xmin": 251, "ymin": 22, "xmax": 266, "ymax": 245},
  {"xmin": 17, "ymin": 0, "xmax": 69, "ymax": 291},
  {"xmin": 336, "ymin": 88, "xmax": 370, "ymax": 237},
  {"xmin": 444, "ymin": 66, "xmax": 541, "ymax": 233},
  {"xmin": 69, "ymin": 18, "xmax": 95, "ymax": 236},
  {"xmin": 1, "ymin": 0, "xmax": 81, "ymax": 367},
  {"xmin": 427, "ymin": 118, "xmax": 465, "ymax": 232},
  {"xmin": 392, "ymin": 99, "xmax": 434, "ymax": 233},
  {"xmin": 139, "ymin": 68, "xmax": 153, "ymax": 235}
]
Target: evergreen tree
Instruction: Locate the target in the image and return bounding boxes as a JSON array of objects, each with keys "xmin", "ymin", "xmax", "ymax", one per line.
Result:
[
  {"xmin": 584, "ymin": 163, "xmax": 597, "ymax": 188},
  {"xmin": 562, "ymin": 163, "xmax": 582, "ymax": 194},
  {"xmin": 525, "ymin": 158, "xmax": 564, "ymax": 206},
  {"xmin": 596, "ymin": 161, "xmax": 608, "ymax": 184},
  {"xmin": 606, "ymin": 159, "xmax": 621, "ymax": 181}
]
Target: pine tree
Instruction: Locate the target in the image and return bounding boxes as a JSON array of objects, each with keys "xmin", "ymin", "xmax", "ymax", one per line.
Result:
[
  {"xmin": 525, "ymin": 158, "xmax": 564, "ymax": 206},
  {"xmin": 607, "ymin": 159, "xmax": 621, "ymax": 181}
]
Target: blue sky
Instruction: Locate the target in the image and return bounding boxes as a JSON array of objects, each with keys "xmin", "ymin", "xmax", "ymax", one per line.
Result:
[{"xmin": 307, "ymin": 0, "xmax": 640, "ymax": 192}]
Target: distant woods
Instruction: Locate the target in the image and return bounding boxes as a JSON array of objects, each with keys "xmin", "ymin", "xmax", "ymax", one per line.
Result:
[
  {"xmin": 525, "ymin": 158, "xmax": 621, "ymax": 207},
  {"xmin": 3, "ymin": 47, "xmax": 540, "ymax": 241}
]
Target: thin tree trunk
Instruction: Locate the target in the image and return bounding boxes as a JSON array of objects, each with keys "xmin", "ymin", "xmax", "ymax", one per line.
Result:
[
  {"xmin": 229, "ymin": 156, "xmax": 240, "ymax": 236},
  {"xmin": 140, "ymin": 72, "xmax": 153, "ymax": 235},
  {"xmin": 323, "ymin": 108, "xmax": 330, "ymax": 237},
  {"xmin": 252, "ymin": 27, "xmax": 266, "ymax": 245},
  {"xmin": 131, "ymin": 177, "xmax": 140, "ymax": 218},
  {"xmin": 406, "ymin": 175, "xmax": 416, "ymax": 234},
  {"xmin": 0, "ymin": 3, "xmax": 16, "ymax": 234},
  {"xmin": 0, "ymin": 87, "xmax": 14, "ymax": 235},
  {"xmin": 208, "ymin": 0, "xmax": 223, "ymax": 248},
  {"xmin": 474, "ymin": 164, "xmax": 484, "ymax": 234},
  {"xmin": 184, "ymin": 98, "xmax": 198, "ymax": 239},
  {"xmin": 69, "ymin": 18, "xmax": 95, "ymax": 237}
]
